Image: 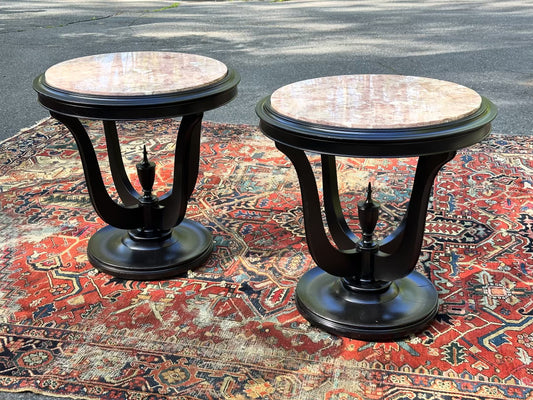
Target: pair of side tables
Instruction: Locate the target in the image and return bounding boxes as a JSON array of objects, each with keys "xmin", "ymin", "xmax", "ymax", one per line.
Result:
[{"xmin": 33, "ymin": 51, "xmax": 496, "ymax": 340}]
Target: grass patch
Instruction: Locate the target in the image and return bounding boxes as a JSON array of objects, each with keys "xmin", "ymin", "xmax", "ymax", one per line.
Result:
[{"xmin": 148, "ymin": 2, "xmax": 180, "ymax": 12}]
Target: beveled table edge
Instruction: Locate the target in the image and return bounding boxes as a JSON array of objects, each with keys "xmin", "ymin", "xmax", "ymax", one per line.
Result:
[
  {"xmin": 33, "ymin": 68, "xmax": 240, "ymax": 120},
  {"xmin": 256, "ymin": 96, "xmax": 497, "ymax": 158}
]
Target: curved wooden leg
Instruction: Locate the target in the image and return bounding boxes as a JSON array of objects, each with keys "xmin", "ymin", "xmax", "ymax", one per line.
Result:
[
  {"xmin": 52, "ymin": 113, "xmax": 212, "ymax": 280},
  {"xmin": 89, "ymin": 114, "xmax": 213, "ymax": 280},
  {"xmin": 276, "ymin": 142, "xmax": 455, "ymax": 339}
]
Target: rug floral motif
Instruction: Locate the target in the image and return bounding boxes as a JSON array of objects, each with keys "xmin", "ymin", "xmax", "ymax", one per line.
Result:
[{"xmin": 0, "ymin": 118, "xmax": 532, "ymax": 400}]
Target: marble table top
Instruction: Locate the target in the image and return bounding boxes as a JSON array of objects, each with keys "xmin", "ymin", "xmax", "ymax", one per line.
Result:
[
  {"xmin": 270, "ymin": 75, "xmax": 482, "ymax": 129},
  {"xmin": 44, "ymin": 52, "xmax": 228, "ymax": 96}
]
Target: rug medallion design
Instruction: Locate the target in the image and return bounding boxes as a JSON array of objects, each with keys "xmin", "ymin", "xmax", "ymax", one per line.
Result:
[{"xmin": 0, "ymin": 119, "xmax": 532, "ymax": 399}]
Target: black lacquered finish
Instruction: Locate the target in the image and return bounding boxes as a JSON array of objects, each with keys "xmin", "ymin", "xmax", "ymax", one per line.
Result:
[
  {"xmin": 256, "ymin": 93, "xmax": 497, "ymax": 341},
  {"xmin": 34, "ymin": 61, "xmax": 239, "ymax": 280}
]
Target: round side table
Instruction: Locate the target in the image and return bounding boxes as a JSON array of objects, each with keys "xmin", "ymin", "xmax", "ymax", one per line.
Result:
[
  {"xmin": 256, "ymin": 75, "xmax": 497, "ymax": 340},
  {"xmin": 34, "ymin": 51, "xmax": 240, "ymax": 280}
]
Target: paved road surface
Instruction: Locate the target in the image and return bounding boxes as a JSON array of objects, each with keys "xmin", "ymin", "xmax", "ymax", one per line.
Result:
[{"xmin": 1, "ymin": 0, "xmax": 532, "ymax": 142}]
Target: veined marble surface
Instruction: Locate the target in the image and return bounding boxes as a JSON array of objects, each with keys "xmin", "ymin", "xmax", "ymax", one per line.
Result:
[
  {"xmin": 44, "ymin": 52, "xmax": 228, "ymax": 96},
  {"xmin": 271, "ymin": 75, "xmax": 482, "ymax": 129}
]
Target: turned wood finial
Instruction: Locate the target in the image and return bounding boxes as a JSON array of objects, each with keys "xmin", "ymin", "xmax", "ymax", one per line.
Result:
[
  {"xmin": 366, "ymin": 182, "xmax": 372, "ymax": 202},
  {"xmin": 358, "ymin": 182, "xmax": 380, "ymax": 247},
  {"xmin": 136, "ymin": 145, "xmax": 156, "ymax": 199}
]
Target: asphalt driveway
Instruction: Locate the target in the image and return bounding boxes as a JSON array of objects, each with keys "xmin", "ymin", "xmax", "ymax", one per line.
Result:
[{"xmin": 1, "ymin": 0, "xmax": 532, "ymax": 141}]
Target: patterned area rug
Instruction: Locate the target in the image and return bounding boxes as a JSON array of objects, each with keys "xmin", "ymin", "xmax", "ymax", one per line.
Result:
[{"xmin": 0, "ymin": 118, "xmax": 532, "ymax": 400}]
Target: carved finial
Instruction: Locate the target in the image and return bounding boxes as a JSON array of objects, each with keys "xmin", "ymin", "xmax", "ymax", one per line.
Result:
[
  {"xmin": 136, "ymin": 145, "xmax": 156, "ymax": 199},
  {"xmin": 366, "ymin": 182, "xmax": 372, "ymax": 203},
  {"xmin": 142, "ymin": 145, "xmax": 149, "ymax": 165},
  {"xmin": 358, "ymin": 181, "xmax": 380, "ymax": 248}
]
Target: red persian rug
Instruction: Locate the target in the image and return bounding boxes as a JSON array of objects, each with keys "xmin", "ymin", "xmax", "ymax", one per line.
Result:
[{"xmin": 0, "ymin": 118, "xmax": 532, "ymax": 400}]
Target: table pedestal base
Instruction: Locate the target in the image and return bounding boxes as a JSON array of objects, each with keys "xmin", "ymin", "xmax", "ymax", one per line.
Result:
[
  {"xmin": 87, "ymin": 219, "xmax": 213, "ymax": 280},
  {"xmin": 295, "ymin": 267, "xmax": 438, "ymax": 341}
]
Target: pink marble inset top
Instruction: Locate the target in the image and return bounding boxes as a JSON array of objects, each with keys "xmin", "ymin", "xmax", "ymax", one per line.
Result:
[
  {"xmin": 270, "ymin": 75, "xmax": 482, "ymax": 129},
  {"xmin": 44, "ymin": 52, "xmax": 228, "ymax": 96}
]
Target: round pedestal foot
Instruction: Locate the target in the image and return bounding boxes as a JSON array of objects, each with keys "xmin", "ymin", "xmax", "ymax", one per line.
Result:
[
  {"xmin": 295, "ymin": 267, "xmax": 438, "ymax": 341},
  {"xmin": 87, "ymin": 219, "xmax": 213, "ymax": 280}
]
